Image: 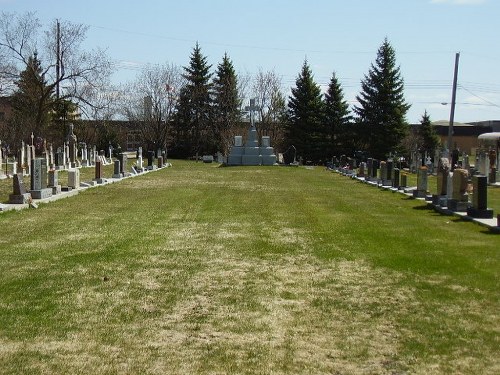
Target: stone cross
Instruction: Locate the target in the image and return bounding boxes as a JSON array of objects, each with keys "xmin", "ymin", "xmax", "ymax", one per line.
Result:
[{"xmin": 245, "ymin": 98, "xmax": 259, "ymax": 128}]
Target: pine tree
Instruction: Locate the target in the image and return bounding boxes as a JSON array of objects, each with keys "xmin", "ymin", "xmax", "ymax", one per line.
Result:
[
  {"xmin": 287, "ymin": 60, "xmax": 324, "ymax": 163},
  {"xmin": 10, "ymin": 53, "xmax": 54, "ymax": 143},
  {"xmin": 174, "ymin": 43, "xmax": 213, "ymax": 157},
  {"xmin": 419, "ymin": 110, "xmax": 440, "ymax": 157},
  {"xmin": 323, "ymin": 72, "xmax": 351, "ymax": 157},
  {"xmin": 354, "ymin": 38, "xmax": 410, "ymax": 159},
  {"xmin": 212, "ymin": 53, "xmax": 241, "ymax": 154}
]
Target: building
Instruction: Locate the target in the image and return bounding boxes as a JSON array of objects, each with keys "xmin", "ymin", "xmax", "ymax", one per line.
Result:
[{"xmin": 431, "ymin": 120, "xmax": 493, "ymax": 154}]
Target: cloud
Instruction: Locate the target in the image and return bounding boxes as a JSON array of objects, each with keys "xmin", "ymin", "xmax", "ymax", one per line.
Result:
[{"xmin": 430, "ymin": 0, "xmax": 487, "ymax": 4}]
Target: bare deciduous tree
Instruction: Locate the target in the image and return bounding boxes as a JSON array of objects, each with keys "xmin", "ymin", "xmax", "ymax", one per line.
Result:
[
  {"xmin": 251, "ymin": 68, "xmax": 287, "ymax": 149},
  {"xmin": 0, "ymin": 12, "xmax": 112, "ymax": 146},
  {"xmin": 120, "ymin": 63, "xmax": 184, "ymax": 151}
]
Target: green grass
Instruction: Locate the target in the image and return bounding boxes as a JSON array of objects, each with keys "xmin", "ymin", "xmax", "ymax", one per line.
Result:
[{"xmin": 0, "ymin": 160, "xmax": 498, "ymax": 374}]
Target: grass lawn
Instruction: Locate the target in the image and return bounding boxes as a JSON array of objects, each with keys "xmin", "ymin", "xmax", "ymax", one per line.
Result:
[{"xmin": 0, "ymin": 160, "xmax": 498, "ymax": 374}]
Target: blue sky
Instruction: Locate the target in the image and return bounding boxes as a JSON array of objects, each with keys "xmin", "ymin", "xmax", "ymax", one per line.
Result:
[{"xmin": 2, "ymin": 0, "xmax": 499, "ymax": 123}]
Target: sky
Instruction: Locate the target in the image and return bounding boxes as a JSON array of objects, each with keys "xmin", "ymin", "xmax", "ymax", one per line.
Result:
[{"xmin": 1, "ymin": 0, "xmax": 499, "ymax": 124}]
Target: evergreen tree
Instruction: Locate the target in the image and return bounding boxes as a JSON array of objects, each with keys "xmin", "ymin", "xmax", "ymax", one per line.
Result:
[
  {"xmin": 419, "ymin": 110, "xmax": 440, "ymax": 157},
  {"xmin": 9, "ymin": 53, "xmax": 54, "ymax": 145},
  {"xmin": 354, "ymin": 38, "xmax": 410, "ymax": 159},
  {"xmin": 323, "ymin": 72, "xmax": 352, "ymax": 157},
  {"xmin": 287, "ymin": 60, "xmax": 324, "ymax": 163},
  {"xmin": 212, "ymin": 53, "xmax": 241, "ymax": 154},
  {"xmin": 174, "ymin": 42, "xmax": 213, "ymax": 157}
]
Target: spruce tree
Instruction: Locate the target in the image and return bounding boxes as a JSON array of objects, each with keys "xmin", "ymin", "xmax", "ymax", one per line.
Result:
[
  {"xmin": 212, "ymin": 53, "xmax": 241, "ymax": 154},
  {"xmin": 287, "ymin": 60, "xmax": 324, "ymax": 163},
  {"xmin": 419, "ymin": 110, "xmax": 440, "ymax": 157},
  {"xmin": 323, "ymin": 72, "xmax": 351, "ymax": 158},
  {"xmin": 175, "ymin": 42, "xmax": 213, "ymax": 157},
  {"xmin": 10, "ymin": 53, "xmax": 54, "ymax": 143},
  {"xmin": 354, "ymin": 38, "xmax": 410, "ymax": 159}
]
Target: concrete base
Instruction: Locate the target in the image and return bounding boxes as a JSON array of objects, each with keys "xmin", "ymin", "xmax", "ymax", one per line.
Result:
[
  {"xmin": 30, "ymin": 188, "xmax": 53, "ymax": 200},
  {"xmin": 50, "ymin": 185, "xmax": 62, "ymax": 195},
  {"xmin": 9, "ymin": 193, "xmax": 32, "ymax": 204},
  {"xmin": 448, "ymin": 199, "xmax": 470, "ymax": 212},
  {"xmin": 241, "ymin": 155, "xmax": 262, "ymax": 166},
  {"xmin": 412, "ymin": 190, "xmax": 427, "ymax": 198},
  {"xmin": 467, "ymin": 207, "xmax": 494, "ymax": 219}
]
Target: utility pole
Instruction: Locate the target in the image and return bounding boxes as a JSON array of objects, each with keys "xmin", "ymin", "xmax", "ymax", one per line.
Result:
[
  {"xmin": 55, "ymin": 19, "xmax": 61, "ymax": 100},
  {"xmin": 447, "ymin": 52, "xmax": 460, "ymax": 158}
]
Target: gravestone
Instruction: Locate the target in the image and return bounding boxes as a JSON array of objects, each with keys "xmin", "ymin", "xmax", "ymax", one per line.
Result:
[
  {"xmin": 113, "ymin": 160, "xmax": 122, "ymax": 178},
  {"xmin": 467, "ymin": 175, "xmax": 494, "ymax": 218},
  {"xmin": 137, "ymin": 147, "xmax": 144, "ymax": 171},
  {"xmin": 48, "ymin": 170, "xmax": 61, "ymax": 195},
  {"xmin": 400, "ymin": 173, "xmax": 408, "ymax": 189},
  {"xmin": 93, "ymin": 160, "xmax": 105, "ymax": 184},
  {"xmin": 260, "ymin": 136, "xmax": 277, "ymax": 165},
  {"xmin": 119, "ymin": 153, "xmax": 128, "ymax": 176},
  {"xmin": 413, "ymin": 166, "xmax": 428, "ymax": 198},
  {"xmin": 379, "ymin": 161, "xmax": 391, "ymax": 186},
  {"xmin": 433, "ymin": 157, "xmax": 450, "ymax": 206},
  {"xmin": 366, "ymin": 158, "xmax": 373, "ymax": 180},
  {"xmin": 67, "ymin": 169, "xmax": 80, "ymax": 189},
  {"xmin": 147, "ymin": 151, "xmax": 156, "ymax": 170},
  {"xmin": 358, "ymin": 162, "xmax": 366, "ymax": 178},
  {"xmin": 67, "ymin": 123, "xmax": 78, "ymax": 168},
  {"xmin": 448, "ymin": 169, "xmax": 470, "ymax": 212},
  {"xmin": 157, "ymin": 155, "xmax": 163, "ymax": 168},
  {"xmin": 30, "ymin": 158, "xmax": 52, "ymax": 199},
  {"xmin": 9, "ymin": 173, "xmax": 32, "ymax": 204},
  {"xmin": 227, "ymin": 99, "xmax": 276, "ymax": 166},
  {"xmin": 393, "ymin": 168, "xmax": 400, "ymax": 189},
  {"xmin": 386, "ymin": 159, "xmax": 394, "ymax": 185},
  {"xmin": 371, "ymin": 159, "xmax": 379, "ymax": 181}
]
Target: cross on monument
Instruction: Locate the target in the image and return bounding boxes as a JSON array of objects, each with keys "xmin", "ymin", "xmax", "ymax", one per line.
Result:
[{"xmin": 245, "ymin": 98, "xmax": 259, "ymax": 128}]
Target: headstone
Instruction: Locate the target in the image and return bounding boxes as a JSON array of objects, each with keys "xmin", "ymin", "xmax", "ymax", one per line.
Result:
[
  {"xmin": 447, "ymin": 169, "xmax": 470, "ymax": 212},
  {"xmin": 393, "ymin": 168, "xmax": 400, "ymax": 189},
  {"xmin": 93, "ymin": 160, "xmax": 105, "ymax": 183},
  {"xmin": 30, "ymin": 158, "xmax": 52, "ymax": 199},
  {"xmin": 386, "ymin": 159, "xmax": 394, "ymax": 185},
  {"xmin": 380, "ymin": 161, "xmax": 390, "ymax": 186},
  {"xmin": 400, "ymin": 173, "xmax": 408, "ymax": 189},
  {"xmin": 48, "ymin": 170, "xmax": 61, "ymax": 195},
  {"xmin": 202, "ymin": 155, "xmax": 214, "ymax": 163},
  {"xmin": 119, "ymin": 153, "xmax": 128, "ymax": 175},
  {"xmin": 366, "ymin": 158, "xmax": 373, "ymax": 180},
  {"xmin": 9, "ymin": 173, "xmax": 32, "ymax": 204},
  {"xmin": 467, "ymin": 175, "xmax": 493, "ymax": 218},
  {"xmin": 113, "ymin": 160, "xmax": 122, "ymax": 178},
  {"xmin": 147, "ymin": 151, "xmax": 156, "ymax": 170},
  {"xmin": 371, "ymin": 159, "xmax": 379, "ymax": 181},
  {"xmin": 157, "ymin": 155, "xmax": 163, "ymax": 168},
  {"xmin": 358, "ymin": 162, "xmax": 366, "ymax": 178},
  {"xmin": 413, "ymin": 166, "xmax": 428, "ymax": 198},
  {"xmin": 234, "ymin": 136, "xmax": 243, "ymax": 147},
  {"xmin": 67, "ymin": 169, "xmax": 80, "ymax": 189},
  {"xmin": 433, "ymin": 157, "xmax": 450, "ymax": 206}
]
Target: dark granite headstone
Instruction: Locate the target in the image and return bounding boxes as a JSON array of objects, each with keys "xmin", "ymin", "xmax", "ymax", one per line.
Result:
[
  {"xmin": 95, "ymin": 160, "xmax": 102, "ymax": 179},
  {"xmin": 393, "ymin": 168, "xmax": 400, "ymax": 189},
  {"xmin": 467, "ymin": 175, "xmax": 493, "ymax": 218},
  {"xmin": 13, "ymin": 173, "xmax": 27, "ymax": 195},
  {"xmin": 9, "ymin": 173, "xmax": 32, "ymax": 204}
]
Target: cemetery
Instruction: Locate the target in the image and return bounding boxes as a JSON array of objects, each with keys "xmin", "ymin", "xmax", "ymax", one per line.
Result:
[
  {"xmin": 0, "ymin": 126, "xmax": 170, "ymax": 212},
  {"xmin": 331, "ymin": 150, "xmax": 500, "ymax": 233},
  {"xmin": 0, "ymin": 10, "xmax": 498, "ymax": 372},
  {"xmin": 0, "ymin": 158, "xmax": 498, "ymax": 374}
]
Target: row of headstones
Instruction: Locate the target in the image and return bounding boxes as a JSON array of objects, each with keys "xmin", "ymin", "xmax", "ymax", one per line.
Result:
[
  {"xmin": 8, "ymin": 150, "xmax": 166, "ymax": 205},
  {"xmin": 8, "ymin": 141, "xmax": 112, "ymax": 177},
  {"xmin": 347, "ymin": 158, "xmax": 494, "ymax": 220}
]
